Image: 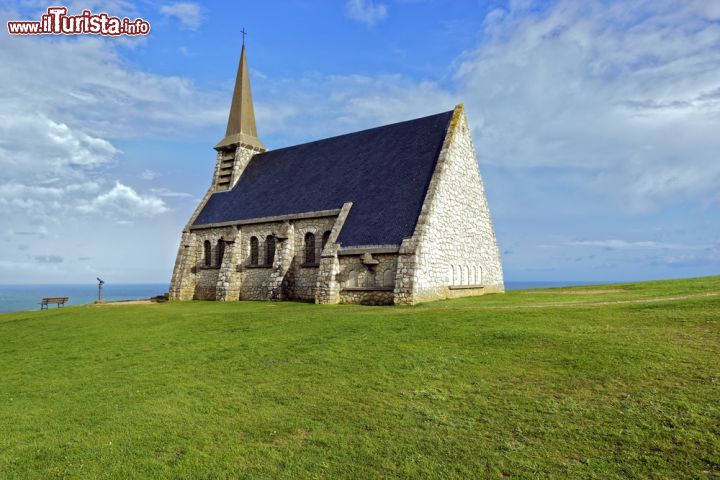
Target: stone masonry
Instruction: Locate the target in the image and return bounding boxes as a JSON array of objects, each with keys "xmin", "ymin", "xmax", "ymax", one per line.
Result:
[{"xmin": 169, "ymin": 106, "xmax": 504, "ymax": 305}]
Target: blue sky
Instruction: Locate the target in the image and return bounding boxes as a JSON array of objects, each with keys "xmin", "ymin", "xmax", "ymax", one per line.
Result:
[{"xmin": 1, "ymin": 0, "xmax": 719, "ymax": 285}]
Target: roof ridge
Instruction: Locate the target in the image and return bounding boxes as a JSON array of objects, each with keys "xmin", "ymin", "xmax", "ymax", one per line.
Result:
[{"xmin": 258, "ymin": 109, "xmax": 454, "ymax": 156}]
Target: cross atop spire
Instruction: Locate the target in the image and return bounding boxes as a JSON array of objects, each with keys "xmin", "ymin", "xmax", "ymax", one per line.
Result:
[
  {"xmin": 240, "ymin": 27, "xmax": 247, "ymax": 46},
  {"xmin": 215, "ymin": 41, "xmax": 265, "ymax": 150}
]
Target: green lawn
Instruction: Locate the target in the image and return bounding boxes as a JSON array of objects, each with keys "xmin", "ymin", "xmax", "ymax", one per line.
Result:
[{"xmin": 1, "ymin": 277, "xmax": 719, "ymax": 479}]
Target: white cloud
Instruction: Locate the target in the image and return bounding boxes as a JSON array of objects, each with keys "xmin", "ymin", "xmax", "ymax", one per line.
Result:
[
  {"xmin": 0, "ymin": 112, "xmax": 118, "ymax": 182},
  {"xmin": 9, "ymin": 227, "xmax": 49, "ymax": 238},
  {"xmin": 0, "ymin": 13, "xmax": 216, "ymax": 226},
  {"xmin": 0, "ymin": 179, "xmax": 168, "ymax": 221},
  {"xmin": 0, "ymin": 5, "xmax": 214, "ymax": 283},
  {"xmin": 257, "ymin": 74, "xmax": 454, "ymax": 144},
  {"xmin": 159, "ymin": 2, "xmax": 203, "ymax": 30},
  {"xmin": 452, "ymin": 0, "xmax": 720, "ymax": 210},
  {"xmin": 345, "ymin": 0, "xmax": 388, "ymax": 26},
  {"xmin": 0, "ymin": 181, "xmax": 100, "ymax": 218},
  {"xmin": 35, "ymin": 254, "xmax": 64, "ymax": 264},
  {"xmin": 149, "ymin": 188, "xmax": 191, "ymax": 198},
  {"xmin": 0, "ymin": 33, "xmax": 225, "ymax": 141},
  {"xmin": 139, "ymin": 169, "xmax": 160, "ymax": 180},
  {"xmin": 642, "ymin": 240, "xmax": 720, "ymax": 268},
  {"xmin": 564, "ymin": 240, "xmax": 707, "ymax": 251},
  {"xmin": 78, "ymin": 182, "xmax": 168, "ymax": 217}
]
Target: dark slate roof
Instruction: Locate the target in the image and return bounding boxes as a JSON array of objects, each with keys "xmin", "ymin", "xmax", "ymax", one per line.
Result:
[{"xmin": 193, "ymin": 110, "xmax": 453, "ymax": 247}]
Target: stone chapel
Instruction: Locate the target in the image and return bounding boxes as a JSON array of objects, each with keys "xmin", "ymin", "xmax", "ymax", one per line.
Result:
[{"xmin": 169, "ymin": 45, "xmax": 504, "ymax": 305}]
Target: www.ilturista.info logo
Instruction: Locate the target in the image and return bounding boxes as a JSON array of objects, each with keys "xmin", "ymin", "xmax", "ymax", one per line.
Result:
[{"xmin": 7, "ymin": 7, "xmax": 151, "ymax": 36}]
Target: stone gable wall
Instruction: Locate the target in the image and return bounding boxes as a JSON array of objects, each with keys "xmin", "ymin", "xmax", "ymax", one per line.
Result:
[{"xmin": 396, "ymin": 106, "xmax": 504, "ymax": 304}]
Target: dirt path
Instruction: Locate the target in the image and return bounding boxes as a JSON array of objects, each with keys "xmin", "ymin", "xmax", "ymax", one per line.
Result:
[{"xmin": 478, "ymin": 292, "xmax": 720, "ymax": 310}]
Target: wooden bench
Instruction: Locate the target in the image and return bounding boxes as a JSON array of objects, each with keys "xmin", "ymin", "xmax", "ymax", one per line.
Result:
[{"xmin": 40, "ymin": 297, "xmax": 69, "ymax": 310}]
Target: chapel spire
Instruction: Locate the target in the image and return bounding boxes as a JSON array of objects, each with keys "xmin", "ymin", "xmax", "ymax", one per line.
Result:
[{"xmin": 215, "ymin": 43, "xmax": 265, "ymax": 150}]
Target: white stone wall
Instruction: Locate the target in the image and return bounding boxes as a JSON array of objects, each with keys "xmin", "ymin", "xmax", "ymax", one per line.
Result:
[{"xmin": 397, "ymin": 106, "xmax": 504, "ymax": 304}]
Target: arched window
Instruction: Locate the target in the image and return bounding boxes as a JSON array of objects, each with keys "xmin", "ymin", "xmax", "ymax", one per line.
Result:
[
  {"xmin": 477, "ymin": 265, "xmax": 483, "ymax": 285},
  {"xmin": 203, "ymin": 240, "xmax": 212, "ymax": 267},
  {"xmin": 304, "ymin": 232, "xmax": 316, "ymax": 264},
  {"xmin": 348, "ymin": 270, "xmax": 358, "ymax": 288},
  {"xmin": 383, "ymin": 269, "xmax": 394, "ymax": 287},
  {"xmin": 249, "ymin": 237, "xmax": 259, "ymax": 265},
  {"xmin": 216, "ymin": 240, "xmax": 225, "ymax": 267},
  {"xmin": 454, "ymin": 265, "xmax": 461, "ymax": 286},
  {"xmin": 321, "ymin": 231, "xmax": 331, "ymax": 249},
  {"xmin": 463, "ymin": 266, "xmax": 469, "ymax": 286},
  {"xmin": 265, "ymin": 235, "xmax": 276, "ymax": 266}
]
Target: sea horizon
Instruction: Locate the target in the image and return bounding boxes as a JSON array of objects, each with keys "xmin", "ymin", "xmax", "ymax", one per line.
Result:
[
  {"xmin": 0, "ymin": 283, "xmax": 169, "ymax": 314},
  {"xmin": 0, "ymin": 280, "xmax": 617, "ymax": 314}
]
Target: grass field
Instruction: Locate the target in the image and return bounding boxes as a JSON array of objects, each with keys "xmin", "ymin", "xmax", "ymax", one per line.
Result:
[{"xmin": 1, "ymin": 277, "xmax": 719, "ymax": 479}]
